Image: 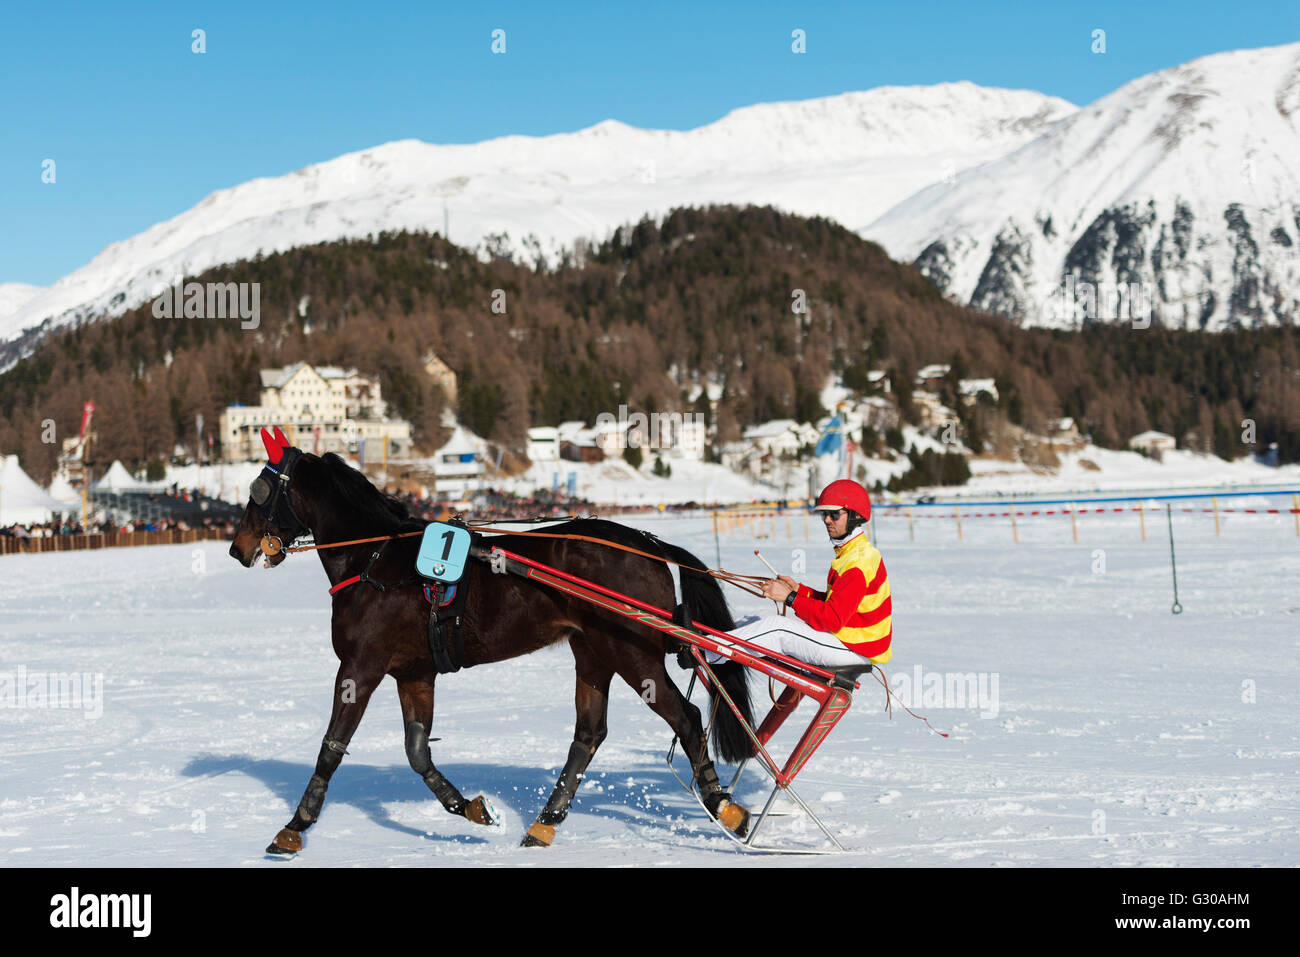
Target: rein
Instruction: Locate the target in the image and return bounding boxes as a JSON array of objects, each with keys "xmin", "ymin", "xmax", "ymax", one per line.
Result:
[
  {"xmin": 265, "ymin": 529, "xmax": 423, "ymax": 555},
  {"xmin": 265, "ymin": 515, "xmax": 583, "ymax": 555},
  {"xmin": 263, "ymin": 523, "xmax": 768, "ymax": 597},
  {"xmin": 471, "ymin": 525, "xmax": 769, "ymax": 597}
]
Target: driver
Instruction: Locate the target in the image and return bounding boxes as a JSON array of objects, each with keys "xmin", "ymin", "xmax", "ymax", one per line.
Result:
[{"xmin": 723, "ymin": 479, "xmax": 893, "ymax": 668}]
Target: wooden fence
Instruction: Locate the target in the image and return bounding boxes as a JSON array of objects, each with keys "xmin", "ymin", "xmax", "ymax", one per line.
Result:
[{"xmin": 0, "ymin": 527, "xmax": 231, "ymax": 556}]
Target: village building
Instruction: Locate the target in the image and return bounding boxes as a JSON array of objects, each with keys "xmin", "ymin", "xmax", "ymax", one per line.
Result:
[
  {"xmin": 623, "ymin": 411, "xmax": 707, "ymax": 459},
  {"xmin": 719, "ymin": 440, "xmax": 763, "ymax": 478},
  {"xmin": 866, "ymin": 370, "xmax": 892, "ymax": 393},
  {"xmin": 526, "ymin": 426, "xmax": 560, "ymax": 462},
  {"xmin": 1048, "ymin": 417, "xmax": 1081, "ymax": 444},
  {"xmin": 560, "ymin": 438, "xmax": 605, "ymax": 463},
  {"xmin": 219, "ymin": 362, "xmax": 412, "ymax": 462},
  {"xmin": 910, "ymin": 390, "xmax": 956, "ymax": 429},
  {"xmin": 915, "ymin": 364, "xmax": 952, "ymax": 389},
  {"xmin": 854, "ymin": 395, "xmax": 901, "ymax": 432},
  {"xmin": 741, "ymin": 419, "xmax": 818, "ymax": 458},
  {"xmin": 554, "ymin": 420, "xmax": 604, "ymax": 463},
  {"xmin": 1128, "ymin": 430, "xmax": 1177, "ymax": 458},
  {"xmin": 958, "ymin": 378, "xmax": 999, "ymax": 405},
  {"xmin": 432, "ymin": 426, "xmax": 487, "ymax": 493}
]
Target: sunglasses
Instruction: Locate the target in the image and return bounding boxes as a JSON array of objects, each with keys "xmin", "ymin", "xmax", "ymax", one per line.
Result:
[{"xmin": 820, "ymin": 508, "xmax": 848, "ymax": 520}]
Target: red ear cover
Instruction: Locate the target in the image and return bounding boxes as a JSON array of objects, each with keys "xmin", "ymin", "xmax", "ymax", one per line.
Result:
[{"xmin": 261, "ymin": 426, "xmax": 286, "ymax": 464}]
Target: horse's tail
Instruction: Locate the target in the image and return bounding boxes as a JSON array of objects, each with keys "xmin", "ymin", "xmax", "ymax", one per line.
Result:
[{"xmin": 657, "ymin": 541, "xmax": 755, "ymax": 764}]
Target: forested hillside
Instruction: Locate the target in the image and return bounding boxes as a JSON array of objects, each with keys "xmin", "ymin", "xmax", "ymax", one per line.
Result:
[{"xmin": 2, "ymin": 206, "xmax": 1296, "ymax": 482}]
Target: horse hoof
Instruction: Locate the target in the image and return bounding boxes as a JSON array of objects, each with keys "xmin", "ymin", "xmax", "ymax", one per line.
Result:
[
  {"xmin": 266, "ymin": 828, "xmax": 302, "ymax": 855},
  {"xmin": 716, "ymin": 800, "xmax": 750, "ymax": 838},
  {"xmin": 465, "ymin": 795, "xmax": 500, "ymax": 827},
  {"xmin": 520, "ymin": 821, "xmax": 555, "ymax": 847}
]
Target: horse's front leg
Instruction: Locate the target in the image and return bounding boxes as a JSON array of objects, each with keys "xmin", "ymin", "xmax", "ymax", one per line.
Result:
[
  {"xmin": 397, "ymin": 677, "xmax": 499, "ymax": 827},
  {"xmin": 266, "ymin": 660, "xmax": 383, "ymax": 855},
  {"xmin": 522, "ymin": 639, "xmax": 613, "ymax": 847}
]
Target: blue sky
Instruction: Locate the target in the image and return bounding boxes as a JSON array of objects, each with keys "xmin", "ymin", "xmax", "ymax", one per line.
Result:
[{"xmin": 1, "ymin": 0, "xmax": 1296, "ymax": 285}]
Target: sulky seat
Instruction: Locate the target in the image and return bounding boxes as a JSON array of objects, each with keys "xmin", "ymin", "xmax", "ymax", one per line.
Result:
[{"xmin": 829, "ymin": 663, "xmax": 873, "ymax": 681}]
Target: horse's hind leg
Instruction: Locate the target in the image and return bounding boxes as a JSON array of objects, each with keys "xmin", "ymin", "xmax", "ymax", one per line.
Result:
[
  {"xmin": 635, "ymin": 656, "xmax": 751, "ymax": 837},
  {"xmin": 522, "ymin": 643, "xmax": 613, "ymax": 847},
  {"xmin": 267, "ymin": 660, "xmax": 382, "ymax": 855},
  {"xmin": 397, "ymin": 677, "xmax": 498, "ymax": 827}
]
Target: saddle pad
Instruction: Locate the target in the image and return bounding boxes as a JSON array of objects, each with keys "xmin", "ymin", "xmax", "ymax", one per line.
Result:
[
  {"xmin": 423, "ymin": 582, "xmax": 457, "ymax": 606},
  {"xmin": 416, "ymin": 522, "xmax": 473, "ymax": 582}
]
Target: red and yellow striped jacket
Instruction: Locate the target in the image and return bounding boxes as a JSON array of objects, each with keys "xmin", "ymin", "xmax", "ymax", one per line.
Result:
[{"xmin": 790, "ymin": 530, "xmax": 893, "ymax": 664}]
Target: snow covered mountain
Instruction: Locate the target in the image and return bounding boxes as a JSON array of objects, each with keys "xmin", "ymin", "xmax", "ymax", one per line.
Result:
[
  {"xmin": 0, "ymin": 83, "xmax": 1073, "ymax": 360},
  {"xmin": 0, "ymin": 283, "xmax": 44, "ymax": 320},
  {"xmin": 864, "ymin": 42, "xmax": 1300, "ymax": 330}
]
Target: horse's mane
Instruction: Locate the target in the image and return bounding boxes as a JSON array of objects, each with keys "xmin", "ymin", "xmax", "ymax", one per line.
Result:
[{"xmin": 316, "ymin": 452, "xmax": 425, "ymax": 533}]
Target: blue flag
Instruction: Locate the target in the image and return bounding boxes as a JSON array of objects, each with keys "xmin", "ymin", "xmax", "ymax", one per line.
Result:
[{"xmin": 814, "ymin": 414, "xmax": 843, "ymax": 457}]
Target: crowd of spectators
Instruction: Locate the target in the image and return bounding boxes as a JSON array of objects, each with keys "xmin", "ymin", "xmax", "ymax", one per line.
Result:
[
  {"xmin": 3, "ymin": 482, "xmax": 749, "ymax": 545},
  {"xmin": 2, "ymin": 514, "xmax": 238, "ymax": 540},
  {"xmin": 374, "ymin": 485, "xmax": 599, "ymax": 523},
  {"xmin": 369, "ymin": 484, "xmax": 738, "ymax": 522}
]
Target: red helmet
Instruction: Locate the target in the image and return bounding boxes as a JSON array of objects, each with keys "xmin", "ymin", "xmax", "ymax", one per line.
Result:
[{"xmin": 813, "ymin": 479, "xmax": 871, "ymax": 522}]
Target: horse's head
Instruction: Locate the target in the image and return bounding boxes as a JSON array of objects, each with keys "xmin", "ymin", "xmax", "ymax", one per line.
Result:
[{"xmin": 229, "ymin": 426, "xmax": 312, "ymax": 568}]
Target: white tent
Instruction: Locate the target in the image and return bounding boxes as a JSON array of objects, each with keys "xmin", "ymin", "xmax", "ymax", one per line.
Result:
[
  {"xmin": 47, "ymin": 474, "xmax": 79, "ymax": 504},
  {"xmin": 94, "ymin": 460, "xmax": 143, "ymax": 491},
  {"xmin": 433, "ymin": 426, "xmax": 487, "ymax": 480},
  {"xmin": 1, "ymin": 455, "xmax": 71, "ymax": 525}
]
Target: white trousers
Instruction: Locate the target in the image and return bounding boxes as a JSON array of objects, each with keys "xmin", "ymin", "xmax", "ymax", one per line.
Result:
[{"xmin": 708, "ymin": 613, "xmax": 870, "ymax": 668}]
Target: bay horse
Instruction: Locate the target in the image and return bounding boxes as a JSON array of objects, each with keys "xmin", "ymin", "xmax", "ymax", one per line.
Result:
[{"xmin": 227, "ymin": 431, "xmax": 755, "ymax": 853}]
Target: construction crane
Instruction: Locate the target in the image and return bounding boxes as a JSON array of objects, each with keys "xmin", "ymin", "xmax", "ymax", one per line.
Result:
[{"xmin": 59, "ymin": 401, "xmax": 95, "ymax": 526}]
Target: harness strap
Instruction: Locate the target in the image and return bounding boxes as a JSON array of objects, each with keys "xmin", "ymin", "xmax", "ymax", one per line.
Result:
[
  {"xmin": 423, "ymin": 582, "xmax": 458, "ymax": 606},
  {"xmin": 327, "ymin": 539, "xmax": 421, "ymax": 595},
  {"xmin": 326, "ymin": 538, "xmax": 474, "ymax": 675},
  {"xmin": 426, "ymin": 578, "xmax": 471, "ymax": 674},
  {"xmin": 329, "ymin": 575, "xmax": 362, "ymax": 595}
]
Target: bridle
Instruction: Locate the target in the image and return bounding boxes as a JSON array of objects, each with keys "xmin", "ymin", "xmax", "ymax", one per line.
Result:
[{"xmin": 250, "ymin": 446, "xmax": 308, "ymax": 557}]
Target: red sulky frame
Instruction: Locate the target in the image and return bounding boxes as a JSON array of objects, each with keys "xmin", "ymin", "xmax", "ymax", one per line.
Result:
[{"xmin": 486, "ymin": 545, "xmax": 866, "ymax": 852}]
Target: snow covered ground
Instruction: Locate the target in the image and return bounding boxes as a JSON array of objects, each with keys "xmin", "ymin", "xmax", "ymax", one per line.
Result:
[
  {"xmin": 960, "ymin": 446, "xmax": 1300, "ymax": 499},
  {"xmin": 3, "ymin": 502, "xmax": 1297, "ymax": 867}
]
